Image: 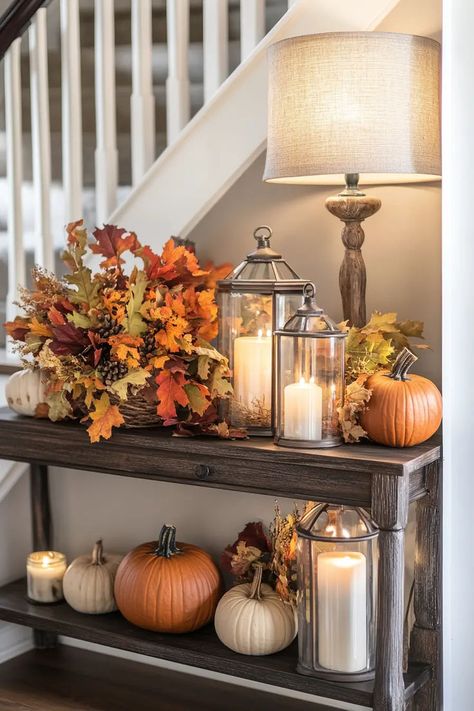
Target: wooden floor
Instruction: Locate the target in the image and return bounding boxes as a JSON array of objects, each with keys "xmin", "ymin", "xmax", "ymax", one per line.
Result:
[{"xmin": 0, "ymin": 645, "xmax": 330, "ymax": 711}]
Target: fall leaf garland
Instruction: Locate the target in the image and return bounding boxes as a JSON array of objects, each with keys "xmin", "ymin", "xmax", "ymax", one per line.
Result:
[{"xmin": 5, "ymin": 221, "xmax": 233, "ymax": 442}]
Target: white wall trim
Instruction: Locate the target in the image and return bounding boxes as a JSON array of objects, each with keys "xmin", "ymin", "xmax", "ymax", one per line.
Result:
[
  {"xmin": 441, "ymin": 0, "xmax": 474, "ymax": 709},
  {"xmin": 0, "ymin": 462, "xmax": 28, "ymax": 504},
  {"xmin": 0, "ymin": 623, "xmax": 32, "ymax": 663}
]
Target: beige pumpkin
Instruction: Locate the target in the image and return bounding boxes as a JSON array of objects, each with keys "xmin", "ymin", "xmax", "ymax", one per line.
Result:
[
  {"xmin": 214, "ymin": 566, "xmax": 297, "ymax": 655},
  {"xmin": 63, "ymin": 540, "xmax": 123, "ymax": 614},
  {"xmin": 5, "ymin": 369, "xmax": 48, "ymax": 417}
]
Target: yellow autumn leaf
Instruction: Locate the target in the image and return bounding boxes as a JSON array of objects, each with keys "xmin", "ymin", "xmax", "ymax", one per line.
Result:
[
  {"xmin": 109, "ymin": 368, "xmax": 151, "ymax": 400},
  {"xmin": 87, "ymin": 393, "xmax": 124, "ymax": 443}
]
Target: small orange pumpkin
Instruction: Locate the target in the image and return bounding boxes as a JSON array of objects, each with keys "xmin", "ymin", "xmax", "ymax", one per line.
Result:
[
  {"xmin": 114, "ymin": 524, "xmax": 222, "ymax": 633},
  {"xmin": 360, "ymin": 348, "xmax": 442, "ymax": 447}
]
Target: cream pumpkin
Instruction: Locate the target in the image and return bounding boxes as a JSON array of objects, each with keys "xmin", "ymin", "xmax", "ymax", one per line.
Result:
[
  {"xmin": 63, "ymin": 540, "xmax": 123, "ymax": 614},
  {"xmin": 5, "ymin": 369, "xmax": 48, "ymax": 417},
  {"xmin": 214, "ymin": 565, "xmax": 297, "ymax": 655}
]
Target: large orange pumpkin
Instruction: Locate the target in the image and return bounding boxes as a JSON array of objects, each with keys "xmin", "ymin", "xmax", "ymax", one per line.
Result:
[
  {"xmin": 360, "ymin": 348, "xmax": 442, "ymax": 447},
  {"xmin": 114, "ymin": 524, "xmax": 222, "ymax": 633}
]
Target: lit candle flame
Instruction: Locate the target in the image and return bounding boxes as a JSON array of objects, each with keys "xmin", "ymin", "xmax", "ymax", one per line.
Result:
[
  {"xmin": 266, "ymin": 329, "xmax": 272, "ymax": 338},
  {"xmin": 257, "ymin": 328, "xmax": 262, "ymax": 338}
]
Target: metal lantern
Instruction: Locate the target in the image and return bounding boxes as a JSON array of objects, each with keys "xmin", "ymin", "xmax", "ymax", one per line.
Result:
[
  {"xmin": 274, "ymin": 283, "xmax": 346, "ymax": 448},
  {"xmin": 296, "ymin": 503, "xmax": 379, "ymax": 682},
  {"xmin": 217, "ymin": 225, "xmax": 307, "ymax": 435}
]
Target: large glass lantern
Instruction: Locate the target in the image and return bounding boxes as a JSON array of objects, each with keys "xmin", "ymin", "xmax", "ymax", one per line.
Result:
[
  {"xmin": 296, "ymin": 504, "xmax": 379, "ymax": 682},
  {"xmin": 274, "ymin": 283, "xmax": 345, "ymax": 448},
  {"xmin": 217, "ymin": 226, "xmax": 307, "ymax": 435}
]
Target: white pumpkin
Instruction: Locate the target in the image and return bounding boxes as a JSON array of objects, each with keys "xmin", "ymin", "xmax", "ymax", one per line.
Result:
[
  {"xmin": 5, "ymin": 369, "xmax": 48, "ymax": 416},
  {"xmin": 63, "ymin": 540, "xmax": 123, "ymax": 614},
  {"xmin": 214, "ymin": 565, "xmax": 297, "ymax": 655}
]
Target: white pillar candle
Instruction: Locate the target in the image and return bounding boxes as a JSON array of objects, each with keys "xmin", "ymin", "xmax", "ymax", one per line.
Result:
[
  {"xmin": 317, "ymin": 551, "xmax": 367, "ymax": 673},
  {"xmin": 233, "ymin": 329, "xmax": 272, "ymax": 415},
  {"xmin": 283, "ymin": 378, "xmax": 322, "ymax": 441},
  {"xmin": 27, "ymin": 551, "xmax": 67, "ymax": 603}
]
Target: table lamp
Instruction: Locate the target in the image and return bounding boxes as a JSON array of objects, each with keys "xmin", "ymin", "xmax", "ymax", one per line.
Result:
[{"xmin": 263, "ymin": 32, "xmax": 441, "ymax": 327}]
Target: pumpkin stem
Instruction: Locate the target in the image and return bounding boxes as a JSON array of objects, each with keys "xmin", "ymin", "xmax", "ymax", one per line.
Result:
[
  {"xmin": 388, "ymin": 347, "xmax": 418, "ymax": 382},
  {"xmin": 92, "ymin": 539, "xmax": 104, "ymax": 566},
  {"xmin": 155, "ymin": 524, "xmax": 181, "ymax": 558},
  {"xmin": 249, "ymin": 564, "xmax": 264, "ymax": 601}
]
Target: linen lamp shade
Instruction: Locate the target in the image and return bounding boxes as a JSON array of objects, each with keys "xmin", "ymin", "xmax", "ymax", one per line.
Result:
[{"xmin": 263, "ymin": 32, "xmax": 441, "ymax": 186}]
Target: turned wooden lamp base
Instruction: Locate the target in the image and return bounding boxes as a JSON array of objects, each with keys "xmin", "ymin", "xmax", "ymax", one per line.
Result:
[{"xmin": 325, "ymin": 173, "xmax": 381, "ymax": 327}]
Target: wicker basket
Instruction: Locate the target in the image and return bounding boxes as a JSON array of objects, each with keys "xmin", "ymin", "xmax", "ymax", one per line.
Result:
[{"xmin": 113, "ymin": 391, "xmax": 162, "ymax": 428}]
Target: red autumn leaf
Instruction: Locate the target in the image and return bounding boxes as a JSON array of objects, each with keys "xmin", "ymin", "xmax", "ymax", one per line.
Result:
[
  {"xmin": 135, "ymin": 244, "xmax": 167, "ymax": 281},
  {"xmin": 156, "ymin": 369, "xmax": 189, "ymax": 422},
  {"xmin": 90, "ymin": 225, "xmax": 139, "ymax": 268},
  {"xmin": 48, "ymin": 306, "xmax": 67, "ymax": 326},
  {"xmin": 49, "ymin": 323, "xmax": 90, "ymax": 356}
]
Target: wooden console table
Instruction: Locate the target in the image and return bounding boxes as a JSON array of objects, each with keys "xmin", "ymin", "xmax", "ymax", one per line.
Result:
[{"xmin": 0, "ymin": 408, "xmax": 441, "ymax": 711}]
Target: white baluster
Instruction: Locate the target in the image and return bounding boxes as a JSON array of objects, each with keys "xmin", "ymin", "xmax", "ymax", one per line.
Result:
[
  {"xmin": 166, "ymin": 0, "xmax": 190, "ymax": 144},
  {"xmin": 240, "ymin": 0, "xmax": 265, "ymax": 60},
  {"xmin": 131, "ymin": 0, "xmax": 155, "ymax": 185},
  {"xmin": 95, "ymin": 0, "xmax": 118, "ymax": 224},
  {"xmin": 29, "ymin": 8, "xmax": 54, "ymax": 272},
  {"xmin": 203, "ymin": 0, "xmax": 229, "ymax": 103},
  {"xmin": 60, "ymin": 0, "xmax": 83, "ymax": 222},
  {"xmin": 4, "ymin": 39, "xmax": 25, "ymax": 324}
]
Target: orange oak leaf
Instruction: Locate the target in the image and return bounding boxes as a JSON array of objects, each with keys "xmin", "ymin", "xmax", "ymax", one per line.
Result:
[
  {"xmin": 108, "ymin": 334, "xmax": 143, "ymax": 365},
  {"xmin": 155, "ymin": 315, "xmax": 188, "ymax": 353},
  {"xmin": 91, "ymin": 225, "xmax": 139, "ymax": 268},
  {"xmin": 87, "ymin": 392, "xmax": 125, "ymax": 443},
  {"xmin": 156, "ymin": 369, "xmax": 189, "ymax": 421},
  {"xmin": 29, "ymin": 317, "xmax": 53, "ymax": 338}
]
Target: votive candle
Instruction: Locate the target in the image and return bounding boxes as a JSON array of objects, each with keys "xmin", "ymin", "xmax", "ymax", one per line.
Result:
[{"xmin": 26, "ymin": 551, "xmax": 67, "ymax": 603}]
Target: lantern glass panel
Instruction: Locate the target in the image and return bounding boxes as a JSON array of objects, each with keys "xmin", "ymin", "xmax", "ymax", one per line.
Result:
[
  {"xmin": 218, "ymin": 290, "xmax": 273, "ymax": 430},
  {"xmin": 297, "ymin": 504, "xmax": 378, "ymax": 682},
  {"xmin": 217, "ymin": 226, "xmax": 308, "ymax": 434},
  {"xmin": 276, "ymin": 334, "xmax": 344, "ymax": 444}
]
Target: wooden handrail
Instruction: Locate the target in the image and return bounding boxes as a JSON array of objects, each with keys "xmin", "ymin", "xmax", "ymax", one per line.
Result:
[{"xmin": 0, "ymin": 0, "xmax": 51, "ymax": 60}]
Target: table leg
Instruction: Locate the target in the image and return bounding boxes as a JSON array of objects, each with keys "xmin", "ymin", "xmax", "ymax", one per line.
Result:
[
  {"xmin": 372, "ymin": 473, "xmax": 409, "ymax": 711},
  {"xmin": 409, "ymin": 461, "xmax": 442, "ymax": 710},
  {"xmin": 30, "ymin": 463, "xmax": 57, "ymax": 649}
]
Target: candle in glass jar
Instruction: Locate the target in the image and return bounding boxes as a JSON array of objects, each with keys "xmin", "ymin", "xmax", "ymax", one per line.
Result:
[
  {"xmin": 233, "ymin": 329, "xmax": 272, "ymax": 414},
  {"xmin": 317, "ymin": 551, "xmax": 367, "ymax": 672},
  {"xmin": 26, "ymin": 551, "xmax": 67, "ymax": 603},
  {"xmin": 283, "ymin": 377, "xmax": 322, "ymax": 440}
]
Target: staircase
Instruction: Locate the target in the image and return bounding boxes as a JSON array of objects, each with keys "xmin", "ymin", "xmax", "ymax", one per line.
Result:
[{"xmin": 0, "ymin": 0, "xmax": 402, "ymax": 354}]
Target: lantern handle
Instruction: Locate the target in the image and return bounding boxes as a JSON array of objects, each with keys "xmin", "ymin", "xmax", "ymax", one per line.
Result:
[
  {"xmin": 303, "ymin": 282, "xmax": 315, "ymax": 299},
  {"xmin": 253, "ymin": 225, "xmax": 272, "ymax": 248}
]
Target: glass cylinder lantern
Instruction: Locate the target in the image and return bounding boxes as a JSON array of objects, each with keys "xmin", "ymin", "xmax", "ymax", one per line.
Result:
[
  {"xmin": 296, "ymin": 503, "xmax": 379, "ymax": 681},
  {"xmin": 217, "ymin": 226, "xmax": 307, "ymax": 435},
  {"xmin": 274, "ymin": 283, "xmax": 346, "ymax": 448}
]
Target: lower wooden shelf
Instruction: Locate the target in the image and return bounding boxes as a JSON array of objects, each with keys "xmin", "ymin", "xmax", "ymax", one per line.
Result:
[
  {"xmin": 0, "ymin": 645, "xmax": 323, "ymax": 710},
  {"xmin": 0, "ymin": 579, "xmax": 431, "ymax": 708}
]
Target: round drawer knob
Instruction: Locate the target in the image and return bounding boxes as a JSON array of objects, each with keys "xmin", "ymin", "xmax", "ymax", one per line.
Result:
[{"xmin": 195, "ymin": 464, "xmax": 211, "ymax": 480}]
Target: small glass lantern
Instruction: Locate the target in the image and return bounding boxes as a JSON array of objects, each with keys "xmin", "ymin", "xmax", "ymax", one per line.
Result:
[
  {"xmin": 274, "ymin": 283, "xmax": 346, "ymax": 448},
  {"xmin": 296, "ymin": 504, "xmax": 379, "ymax": 682},
  {"xmin": 217, "ymin": 226, "xmax": 307, "ymax": 435}
]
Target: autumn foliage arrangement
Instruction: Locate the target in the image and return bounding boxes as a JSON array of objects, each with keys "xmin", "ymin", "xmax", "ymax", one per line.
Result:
[
  {"xmin": 5, "ymin": 221, "xmax": 234, "ymax": 442},
  {"xmin": 221, "ymin": 504, "xmax": 308, "ymax": 609}
]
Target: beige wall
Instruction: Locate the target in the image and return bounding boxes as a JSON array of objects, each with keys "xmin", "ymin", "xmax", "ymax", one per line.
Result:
[{"xmin": 190, "ymin": 152, "xmax": 442, "ymax": 385}]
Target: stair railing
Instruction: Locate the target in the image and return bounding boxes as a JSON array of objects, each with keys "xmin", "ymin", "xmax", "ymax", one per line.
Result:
[{"xmin": 0, "ymin": 0, "xmax": 293, "ymax": 350}]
